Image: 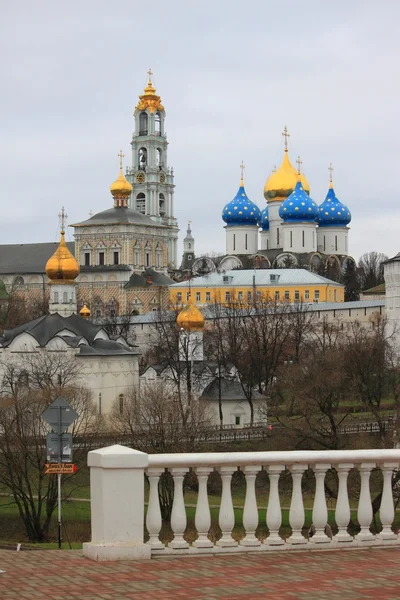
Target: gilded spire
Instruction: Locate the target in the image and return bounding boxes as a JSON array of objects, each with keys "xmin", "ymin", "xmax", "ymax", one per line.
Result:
[
  {"xmin": 135, "ymin": 69, "xmax": 164, "ymax": 114},
  {"xmin": 240, "ymin": 160, "xmax": 245, "ymax": 185},
  {"xmin": 328, "ymin": 162, "xmax": 334, "ymax": 189},
  {"xmin": 296, "ymin": 155, "xmax": 303, "ymax": 175},
  {"xmin": 46, "ymin": 208, "xmax": 79, "ymax": 283},
  {"xmin": 110, "ymin": 150, "xmax": 133, "ymax": 207}
]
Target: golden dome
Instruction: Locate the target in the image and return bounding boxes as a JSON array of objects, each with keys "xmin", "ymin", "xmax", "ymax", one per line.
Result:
[
  {"xmin": 110, "ymin": 150, "xmax": 133, "ymax": 201},
  {"xmin": 176, "ymin": 295, "xmax": 205, "ymax": 332},
  {"xmin": 46, "ymin": 231, "xmax": 79, "ymax": 283},
  {"xmin": 264, "ymin": 150, "xmax": 298, "ymax": 201},
  {"xmin": 80, "ymin": 303, "xmax": 91, "ymax": 319},
  {"xmin": 135, "ymin": 69, "xmax": 164, "ymax": 114}
]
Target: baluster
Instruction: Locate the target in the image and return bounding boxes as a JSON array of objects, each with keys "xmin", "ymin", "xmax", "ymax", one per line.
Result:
[
  {"xmin": 146, "ymin": 468, "xmax": 165, "ymax": 549},
  {"xmin": 216, "ymin": 466, "xmax": 238, "ymax": 547},
  {"xmin": 310, "ymin": 463, "xmax": 331, "ymax": 544},
  {"xmin": 355, "ymin": 462, "xmax": 374, "ymax": 542},
  {"xmin": 169, "ymin": 468, "xmax": 189, "ymax": 549},
  {"xmin": 377, "ymin": 463, "xmax": 398, "ymax": 541},
  {"xmin": 240, "ymin": 466, "xmax": 261, "ymax": 546},
  {"xmin": 193, "ymin": 467, "xmax": 213, "ymax": 548},
  {"xmin": 287, "ymin": 464, "xmax": 307, "ymax": 545},
  {"xmin": 334, "ymin": 463, "xmax": 354, "ymax": 543},
  {"xmin": 265, "ymin": 464, "xmax": 285, "ymax": 545}
]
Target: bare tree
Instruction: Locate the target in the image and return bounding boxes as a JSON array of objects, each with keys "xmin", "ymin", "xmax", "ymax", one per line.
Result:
[
  {"xmin": 358, "ymin": 251, "xmax": 388, "ymax": 291},
  {"xmin": 109, "ymin": 382, "xmax": 213, "ymax": 519},
  {"xmin": 0, "ymin": 353, "xmax": 103, "ymax": 541}
]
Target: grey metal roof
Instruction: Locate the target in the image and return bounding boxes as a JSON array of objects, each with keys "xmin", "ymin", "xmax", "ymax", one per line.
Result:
[
  {"xmin": 129, "ymin": 298, "xmax": 385, "ymax": 325},
  {"xmin": 201, "ymin": 379, "xmax": 266, "ymax": 401},
  {"xmin": 0, "ymin": 242, "xmax": 75, "ymax": 275},
  {"xmin": 171, "ymin": 269, "xmax": 345, "ymax": 288},
  {"xmin": 0, "ymin": 313, "xmax": 139, "ymax": 355},
  {"xmin": 125, "ymin": 268, "xmax": 175, "ymax": 288},
  {"xmin": 71, "ymin": 207, "xmax": 163, "ymax": 228}
]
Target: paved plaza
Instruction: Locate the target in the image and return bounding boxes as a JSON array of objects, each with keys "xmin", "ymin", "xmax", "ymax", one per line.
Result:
[{"xmin": 0, "ymin": 547, "xmax": 398, "ymax": 599}]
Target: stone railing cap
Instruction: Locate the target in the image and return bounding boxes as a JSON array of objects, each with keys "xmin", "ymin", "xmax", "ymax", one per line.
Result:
[{"xmin": 87, "ymin": 444, "xmax": 148, "ymax": 469}]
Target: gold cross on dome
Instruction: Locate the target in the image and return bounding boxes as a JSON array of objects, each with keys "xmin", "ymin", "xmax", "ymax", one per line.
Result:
[
  {"xmin": 240, "ymin": 161, "xmax": 245, "ymax": 180},
  {"xmin": 282, "ymin": 125, "xmax": 290, "ymax": 150},
  {"xmin": 58, "ymin": 206, "xmax": 67, "ymax": 234},
  {"xmin": 147, "ymin": 68, "xmax": 153, "ymax": 81},
  {"xmin": 296, "ymin": 155, "xmax": 303, "ymax": 174},
  {"xmin": 117, "ymin": 149, "xmax": 124, "ymax": 169},
  {"xmin": 328, "ymin": 162, "xmax": 334, "ymax": 182}
]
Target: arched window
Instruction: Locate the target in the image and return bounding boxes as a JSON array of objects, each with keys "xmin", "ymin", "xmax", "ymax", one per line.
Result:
[
  {"xmin": 133, "ymin": 241, "xmax": 141, "ymax": 266},
  {"xmin": 63, "ymin": 291, "xmax": 68, "ymax": 303},
  {"xmin": 155, "ymin": 112, "xmax": 161, "ymax": 134},
  {"xmin": 138, "ymin": 147, "xmax": 147, "ymax": 170},
  {"xmin": 139, "ymin": 112, "xmax": 148, "ymax": 135},
  {"xmin": 54, "ymin": 291, "xmax": 59, "ymax": 303},
  {"xmin": 156, "ymin": 243, "xmax": 163, "ymax": 268},
  {"xmin": 145, "ymin": 242, "xmax": 152, "ymax": 267},
  {"xmin": 156, "ymin": 147, "xmax": 162, "ymax": 168},
  {"xmin": 159, "ymin": 193, "xmax": 165, "ymax": 216},
  {"xmin": 119, "ymin": 393, "xmax": 124, "ymax": 414},
  {"xmin": 14, "ymin": 276, "xmax": 24, "ymax": 286},
  {"xmin": 136, "ymin": 193, "xmax": 146, "ymax": 214}
]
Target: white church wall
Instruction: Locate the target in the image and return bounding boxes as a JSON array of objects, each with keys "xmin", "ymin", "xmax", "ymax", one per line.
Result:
[
  {"xmin": 317, "ymin": 227, "xmax": 349, "ymax": 256},
  {"xmin": 267, "ymin": 202, "xmax": 282, "ymax": 250},
  {"xmin": 282, "ymin": 222, "xmax": 317, "ymax": 254},
  {"xmin": 225, "ymin": 226, "xmax": 258, "ymax": 255}
]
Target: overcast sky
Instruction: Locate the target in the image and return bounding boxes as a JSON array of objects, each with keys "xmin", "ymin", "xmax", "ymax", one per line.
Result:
[{"xmin": 1, "ymin": 0, "xmax": 399, "ymax": 263}]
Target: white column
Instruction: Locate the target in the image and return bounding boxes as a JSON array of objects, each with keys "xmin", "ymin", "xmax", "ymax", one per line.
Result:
[
  {"xmin": 287, "ymin": 464, "xmax": 307, "ymax": 545},
  {"xmin": 146, "ymin": 468, "xmax": 164, "ymax": 549},
  {"xmin": 265, "ymin": 464, "xmax": 285, "ymax": 546},
  {"xmin": 216, "ymin": 466, "xmax": 238, "ymax": 547},
  {"xmin": 83, "ymin": 445, "xmax": 151, "ymax": 561},
  {"xmin": 310, "ymin": 463, "xmax": 331, "ymax": 544},
  {"xmin": 240, "ymin": 466, "xmax": 261, "ymax": 546},
  {"xmin": 355, "ymin": 462, "xmax": 374, "ymax": 542},
  {"xmin": 169, "ymin": 468, "xmax": 189, "ymax": 549},
  {"xmin": 334, "ymin": 463, "xmax": 354, "ymax": 543},
  {"xmin": 193, "ymin": 467, "xmax": 213, "ymax": 548},
  {"xmin": 377, "ymin": 463, "xmax": 398, "ymax": 541}
]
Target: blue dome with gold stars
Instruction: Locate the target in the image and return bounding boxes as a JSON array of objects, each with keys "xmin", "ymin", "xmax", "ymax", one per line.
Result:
[
  {"xmin": 279, "ymin": 179, "xmax": 318, "ymax": 222},
  {"xmin": 317, "ymin": 185, "xmax": 351, "ymax": 227},
  {"xmin": 222, "ymin": 180, "xmax": 261, "ymax": 226},
  {"xmin": 259, "ymin": 206, "xmax": 269, "ymax": 230}
]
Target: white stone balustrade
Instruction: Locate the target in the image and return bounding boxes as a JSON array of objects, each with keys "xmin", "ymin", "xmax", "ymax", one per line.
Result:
[{"xmin": 83, "ymin": 446, "xmax": 400, "ymax": 561}]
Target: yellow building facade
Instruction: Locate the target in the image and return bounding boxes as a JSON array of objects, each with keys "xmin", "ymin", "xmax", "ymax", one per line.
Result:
[{"xmin": 170, "ymin": 269, "xmax": 345, "ymax": 306}]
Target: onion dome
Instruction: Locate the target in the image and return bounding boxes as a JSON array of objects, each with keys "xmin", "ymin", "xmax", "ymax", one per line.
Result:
[
  {"xmin": 46, "ymin": 228, "xmax": 79, "ymax": 283},
  {"xmin": 176, "ymin": 295, "xmax": 205, "ymax": 332},
  {"xmin": 259, "ymin": 206, "xmax": 269, "ymax": 230},
  {"xmin": 264, "ymin": 150, "xmax": 310, "ymax": 202},
  {"xmin": 222, "ymin": 174, "xmax": 261, "ymax": 227},
  {"xmin": 110, "ymin": 150, "xmax": 133, "ymax": 207},
  {"xmin": 135, "ymin": 69, "xmax": 164, "ymax": 114},
  {"xmin": 317, "ymin": 181, "xmax": 351, "ymax": 227},
  {"xmin": 279, "ymin": 175, "xmax": 318, "ymax": 222},
  {"xmin": 80, "ymin": 303, "xmax": 91, "ymax": 319}
]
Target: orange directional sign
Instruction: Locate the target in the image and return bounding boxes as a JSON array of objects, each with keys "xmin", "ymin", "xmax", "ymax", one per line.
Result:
[{"xmin": 44, "ymin": 463, "xmax": 78, "ymax": 475}]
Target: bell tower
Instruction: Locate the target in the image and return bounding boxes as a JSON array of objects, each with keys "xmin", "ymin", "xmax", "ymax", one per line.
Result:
[{"xmin": 126, "ymin": 70, "xmax": 179, "ymax": 267}]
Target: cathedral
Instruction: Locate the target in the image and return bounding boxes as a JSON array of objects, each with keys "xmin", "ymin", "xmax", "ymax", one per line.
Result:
[
  {"xmin": 0, "ymin": 76, "xmax": 356, "ymax": 318},
  {"xmin": 0, "ymin": 72, "xmax": 178, "ymax": 316},
  {"xmin": 187, "ymin": 128, "xmax": 355, "ymax": 279}
]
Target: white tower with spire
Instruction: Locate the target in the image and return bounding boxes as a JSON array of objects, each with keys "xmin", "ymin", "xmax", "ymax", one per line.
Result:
[
  {"xmin": 126, "ymin": 70, "xmax": 179, "ymax": 267},
  {"xmin": 180, "ymin": 221, "xmax": 195, "ymax": 270}
]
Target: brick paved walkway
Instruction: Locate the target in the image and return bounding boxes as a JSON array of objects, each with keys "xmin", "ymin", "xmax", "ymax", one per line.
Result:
[{"xmin": 0, "ymin": 547, "xmax": 398, "ymax": 599}]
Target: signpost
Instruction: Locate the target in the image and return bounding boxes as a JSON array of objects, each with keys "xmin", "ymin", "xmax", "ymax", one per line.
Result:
[{"xmin": 41, "ymin": 397, "xmax": 79, "ymax": 549}]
